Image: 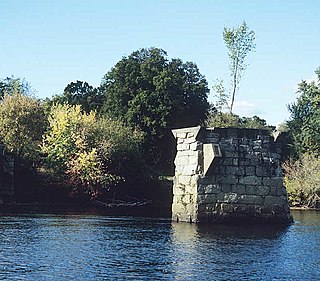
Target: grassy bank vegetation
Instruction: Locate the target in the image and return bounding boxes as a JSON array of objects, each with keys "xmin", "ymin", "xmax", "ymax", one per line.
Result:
[{"xmin": 283, "ymin": 154, "xmax": 320, "ymax": 208}]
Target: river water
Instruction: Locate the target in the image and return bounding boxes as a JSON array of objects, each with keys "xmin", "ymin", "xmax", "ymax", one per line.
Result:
[{"xmin": 0, "ymin": 210, "xmax": 319, "ymax": 280}]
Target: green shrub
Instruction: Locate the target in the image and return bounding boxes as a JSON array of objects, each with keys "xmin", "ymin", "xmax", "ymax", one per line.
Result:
[
  {"xmin": 0, "ymin": 91, "xmax": 46, "ymax": 161},
  {"xmin": 41, "ymin": 104, "xmax": 112, "ymax": 198},
  {"xmin": 206, "ymin": 112, "xmax": 274, "ymax": 130},
  {"xmin": 41, "ymin": 104, "xmax": 146, "ymax": 199},
  {"xmin": 283, "ymin": 153, "xmax": 320, "ymax": 208}
]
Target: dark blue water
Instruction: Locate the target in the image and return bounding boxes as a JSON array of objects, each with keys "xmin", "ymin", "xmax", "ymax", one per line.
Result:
[{"xmin": 0, "ymin": 210, "xmax": 319, "ymax": 280}]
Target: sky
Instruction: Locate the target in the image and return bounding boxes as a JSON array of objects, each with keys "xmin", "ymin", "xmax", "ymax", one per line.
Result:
[{"xmin": 1, "ymin": 0, "xmax": 320, "ymax": 126}]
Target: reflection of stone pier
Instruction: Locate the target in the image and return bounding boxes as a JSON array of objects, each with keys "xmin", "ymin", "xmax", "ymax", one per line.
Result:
[
  {"xmin": 0, "ymin": 144, "xmax": 14, "ymax": 202},
  {"xmin": 171, "ymin": 126, "xmax": 293, "ymax": 224}
]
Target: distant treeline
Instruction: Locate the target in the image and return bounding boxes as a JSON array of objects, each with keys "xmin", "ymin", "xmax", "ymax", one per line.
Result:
[{"xmin": 0, "ymin": 48, "xmax": 319, "ymax": 207}]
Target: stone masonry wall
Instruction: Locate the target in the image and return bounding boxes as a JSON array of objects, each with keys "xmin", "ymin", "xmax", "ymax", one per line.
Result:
[{"xmin": 171, "ymin": 126, "xmax": 293, "ymax": 224}]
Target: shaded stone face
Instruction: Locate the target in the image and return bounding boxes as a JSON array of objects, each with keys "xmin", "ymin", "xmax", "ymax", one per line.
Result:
[{"xmin": 171, "ymin": 127, "xmax": 293, "ymax": 224}]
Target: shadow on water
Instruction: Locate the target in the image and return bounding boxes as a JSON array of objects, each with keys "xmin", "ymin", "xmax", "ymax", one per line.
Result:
[
  {"xmin": 169, "ymin": 211, "xmax": 320, "ymax": 281},
  {"xmin": 172, "ymin": 221, "xmax": 289, "ymax": 242}
]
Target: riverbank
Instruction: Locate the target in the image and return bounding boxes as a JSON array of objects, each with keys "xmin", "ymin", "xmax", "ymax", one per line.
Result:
[
  {"xmin": 0, "ymin": 201, "xmax": 172, "ymax": 218},
  {"xmin": 290, "ymin": 206, "xmax": 320, "ymax": 211}
]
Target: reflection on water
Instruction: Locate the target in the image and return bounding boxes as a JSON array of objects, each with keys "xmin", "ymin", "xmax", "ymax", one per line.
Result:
[
  {"xmin": 171, "ymin": 223, "xmax": 291, "ymax": 280},
  {"xmin": 0, "ymin": 210, "xmax": 319, "ymax": 280}
]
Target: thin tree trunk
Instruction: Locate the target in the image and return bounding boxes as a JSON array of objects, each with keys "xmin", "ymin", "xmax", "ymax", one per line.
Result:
[{"xmin": 230, "ymin": 58, "xmax": 238, "ymax": 113}]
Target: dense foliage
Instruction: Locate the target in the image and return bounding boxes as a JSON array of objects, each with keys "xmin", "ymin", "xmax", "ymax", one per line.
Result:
[
  {"xmin": 0, "ymin": 81, "xmax": 46, "ymax": 161},
  {"xmin": 0, "ymin": 78, "xmax": 48, "ymax": 201},
  {"xmin": 0, "ymin": 76, "xmax": 33, "ymax": 98},
  {"xmin": 100, "ymin": 48, "xmax": 209, "ymax": 131},
  {"xmin": 206, "ymin": 111, "xmax": 274, "ymax": 130},
  {"xmin": 0, "ymin": 47, "xmax": 211, "ymax": 202},
  {"xmin": 283, "ymin": 67, "xmax": 320, "ymax": 208},
  {"xmin": 100, "ymin": 47, "xmax": 209, "ymax": 171},
  {"xmin": 42, "ymin": 104, "xmax": 144, "ymax": 199},
  {"xmin": 287, "ymin": 68, "xmax": 320, "ymax": 157},
  {"xmin": 48, "ymin": 80, "xmax": 103, "ymax": 113}
]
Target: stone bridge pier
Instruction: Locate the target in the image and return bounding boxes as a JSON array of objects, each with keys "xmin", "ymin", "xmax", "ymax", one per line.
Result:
[{"xmin": 171, "ymin": 126, "xmax": 293, "ymax": 224}]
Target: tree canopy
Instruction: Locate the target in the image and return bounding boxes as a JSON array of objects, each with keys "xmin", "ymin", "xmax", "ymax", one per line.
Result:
[
  {"xmin": 0, "ymin": 76, "xmax": 34, "ymax": 98},
  {"xmin": 287, "ymin": 67, "xmax": 320, "ymax": 157},
  {"xmin": 100, "ymin": 47, "xmax": 210, "ymax": 171},
  {"xmin": 100, "ymin": 48, "xmax": 209, "ymax": 135},
  {"xmin": 49, "ymin": 80, "xmax": 102, "ymax": 113},
  {"xmin": 217, "ymin": 21, "xmax": 256, "ymax": 113},
  {"xmin": 0, "ymin": 86, "xmax": 46, "ymax": 161}
]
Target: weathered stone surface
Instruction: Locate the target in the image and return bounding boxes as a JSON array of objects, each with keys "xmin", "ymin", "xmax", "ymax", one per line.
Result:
[
  {"xmin": 182, "ymin": 164, "xmax": 198, "ymax": 175},
  {"xmin": 221, "ymin": 184, "xmax": 232, "ymax": 193},
  {"xmin": 226, "ymin": 166, "xmax": 237, "ymax": 175},
  {"xmin": 270, "ymin": 177, "xmax": 284, "ymax": 188},
  {"xmin": 239, "ymin": 176, "xmax": 261, "ymax": 185},
  {"xmin": 239, "ymin": 159, "xmax": 250, "ymax": 166},
  {"xmin": 218, "ymin": 166, "xmax": 226, "ymax": 175},
  {"xmin": 238, "ymin": 195, "xmax": 263, "ymax": 205},
  {"xmin": 185, "ymin": 137, "xmax": 197, "ymax": 144},
  {"xmin": 224, "ymin": 151, "xmax": 238, "ymax": 158},
  {"xmin": 178, "ymin": 175, "xmax": 191, "ymax": 185},
  {"xmin": 264, "ymin": 195, "xmax": 286, "ymax": 206},
  {"xmin": 177, "ymin": 143, "xmax": 189, "ymax": 151},
  {"xmin": 232, "ymin": 184, "xmax": 246, "ymax": 194},
  {"xmin": 277, "ymin": 186, "xmax": 286, "ymax": 196},
  {"xmin": 246, "ymin": 185, "xmax": 258, "ymax": 195},
  {"xmin": 177, "ymin": 132, "xmax": 187, "ymax": 138},
  {"xmin": 216, "ymin": 175, "xmax": 238, "ymax": 185},
  {"xmin": 257, "ymin": 185, "xmax": 270, "ymax": 196},
  {"xmin": 179, "ymin": 150, "xmax": 200, "ymax": 157},
  {"xmin": 171, "ymin": 127, "xmax": 293, "ymax": 224},
  {"xmin": 223, "ymin": 193, "xmax": 238, "ymax": 203},
  {"xmin": 185, "ymin": 183, "xmax": 197, "ymax": 194},
  {"xmin": 220, "ymin": 203, "xmax": 234, "ymax": 213},
  {"xmin": 172, "ymin": 202, "xmax": 185, "ymax": 213},
  {"xmin": 173, "ymin": 186, "xmax": 185, "ymax": 196},
  {"xmin": 198, "ymin": 176, "xmax": 215, "ymax": 185},
  {"xmin": 245, "ymin": 166, "xmax": 256, "ymax": 176},
  {"xmin": 187, "ymin": 132, "xmax": 195, "ymax": 138},
  {"xmin": 182, "ymin": 194, "xmax": 192, "ymax": 204},
  {"xmin": 222, "ymin": 158, "xmax": 233, "ymax": 166},
  {"xmin": 256, "ymin": 166, "xmax": 268, "ymax": 177},
  {"xmin": 174, "ymin": 156, "xmax": 189, "ymax": 166},
  {"xmin": 188, "ymin": 155, "xmax": 199, "ymax": 165},
  {"xmin": 174, "ymin": 165, "xmax": 184, "ymax": 174},
  {"xmin": 197, "ymin": 194, "xmax": 216, "ymax": 204},
  {"xmin": 250, "ymin": 158, "xmax": 260, "ymax": 166},
  {"xmin": 204, "ymin": 184, "xmax": 221, "ymax": 194},
  {"xmin": 190, "ymin": 142, "xmax": 202, "ymax": 151}
]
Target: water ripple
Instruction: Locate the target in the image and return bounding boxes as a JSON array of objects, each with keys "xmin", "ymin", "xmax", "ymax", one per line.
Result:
[{"xmin": 0, "ymin": 211, "xmax": 319, "ymax": 280}]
